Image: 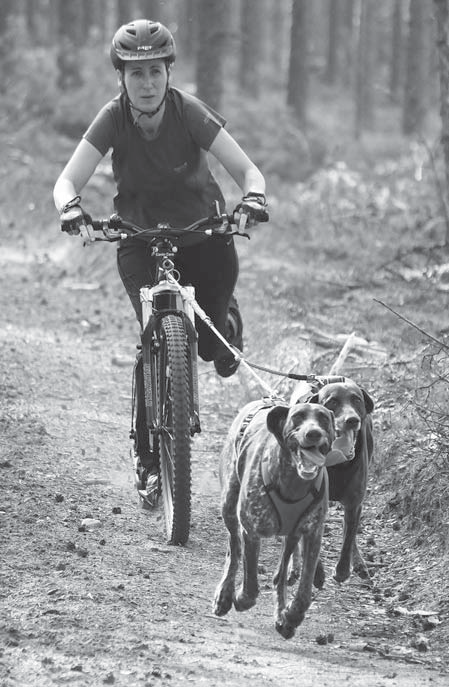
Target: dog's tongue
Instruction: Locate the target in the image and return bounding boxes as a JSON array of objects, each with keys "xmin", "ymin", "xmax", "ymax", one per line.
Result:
[
  {"xmin": 333, "ymin": 432, "xmax": 354, "ymax": 456},
  {"xmin": 300, "ymin": 447, "xmax": 326, "ymax": 468},
  {"xmin": 326, "ymin": 432, "xmax": 355, "ymax": 466}
]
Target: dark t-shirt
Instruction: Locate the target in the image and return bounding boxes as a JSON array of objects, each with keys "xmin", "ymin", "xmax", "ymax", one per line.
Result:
[{"xmin": 83, "ymin": 87, "xmax": 227, "ymax": 227}]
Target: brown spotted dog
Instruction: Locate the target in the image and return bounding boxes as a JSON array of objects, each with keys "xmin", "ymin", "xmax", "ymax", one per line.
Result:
[
  {"xmin": 290, "ymin": 378, "xmax": 374, "ymax": 584},
  {"xmin": 213, "ymin": 400, "xmax": 335, "ymax": 640}
]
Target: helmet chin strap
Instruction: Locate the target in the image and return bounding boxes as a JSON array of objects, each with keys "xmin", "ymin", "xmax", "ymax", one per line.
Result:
[{"xmin": 128, "ymin": 86, "xmax": 168, "ymax": 122}]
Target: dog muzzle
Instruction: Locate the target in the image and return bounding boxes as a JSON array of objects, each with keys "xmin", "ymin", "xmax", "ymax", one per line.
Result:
[
  {"xmin": 326, "ymin": 429, "xmax": 356, "ymax": 466},
  {"xmin": 297, "ymin": 447, "xmax": 327, "ymax": 480}
]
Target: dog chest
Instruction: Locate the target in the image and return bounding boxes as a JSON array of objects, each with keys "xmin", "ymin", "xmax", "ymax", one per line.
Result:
[{"xmin": 262, "ymin": 460, "xmax": 328, "ymax": 536}]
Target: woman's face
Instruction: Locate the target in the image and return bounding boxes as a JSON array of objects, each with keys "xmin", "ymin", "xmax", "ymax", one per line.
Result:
[{"xmin": 121, "ymin": 59, "xmax": 168, "ymax": 112}]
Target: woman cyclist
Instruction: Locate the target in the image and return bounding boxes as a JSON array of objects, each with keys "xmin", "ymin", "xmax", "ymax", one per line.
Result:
[{"xmin": 53, "ymin": 19, "xmax": 268, "ymax": 504}]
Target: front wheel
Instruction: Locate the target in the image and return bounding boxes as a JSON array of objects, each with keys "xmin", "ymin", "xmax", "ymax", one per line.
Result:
[{"xmin": 156, "ymin": 314, "xmax": 192, "ymax": 545}]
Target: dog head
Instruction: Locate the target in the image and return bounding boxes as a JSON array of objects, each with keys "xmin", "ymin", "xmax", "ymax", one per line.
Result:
[
  {"xmin": 266, "ymin": 403, "xmax": 335, "ymax": 480},
  {"xmin": 310, "ymin": 379, "xmax": 374, "ymax": 462}
]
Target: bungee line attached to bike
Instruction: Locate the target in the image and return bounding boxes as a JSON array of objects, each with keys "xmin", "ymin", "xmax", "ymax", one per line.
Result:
[{"xmin": 169, "ymin": 272, "xmax": 345, "ymax": 401}]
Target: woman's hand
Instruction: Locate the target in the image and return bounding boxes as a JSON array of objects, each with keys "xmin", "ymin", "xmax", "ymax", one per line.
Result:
[{"xmin": 234, "ymin": 193, "xmax": 269, "ymax": 230}]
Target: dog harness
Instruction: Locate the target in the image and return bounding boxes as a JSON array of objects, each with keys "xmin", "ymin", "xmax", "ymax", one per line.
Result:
[
  {"xmin": 235, "ymin": 400, "xmax": 329, "ymax": 537},
  {"xmin": 261, "ymin": 459, "xmax": 328, "ymax": 536}
]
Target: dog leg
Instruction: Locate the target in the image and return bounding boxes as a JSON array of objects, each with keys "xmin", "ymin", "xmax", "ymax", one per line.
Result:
[
  {"xmin": 335, "ymin": 503, "xmax": 370, "ymax": 583},
  {"xmin": 213, "ymin": 476, "xmax": 242, "ymax": 617},
  {"xmin": 273, "ymin": 535, "xmax": 300, "ymax": 630},
  {"xmin": 352, "ymin": 540, "xmax": 371, "ymax": 582},
  {"xmin": 286, "ymin": 541, "xmax": 301, "ymax": 586},
  {"xmin": 276, "ymin": 523, "xmax": 324, "ymax": 640},
  {"xmin": 234, "ymin": 531, "xmax": 260, "ymax": 611},
  {"xmin": 287, "ymin": 541, "xmax": 325, "ymax": 590},
  {"xmin": 313, "ymin": 557, "xmax": 326, "ymax": 589}
]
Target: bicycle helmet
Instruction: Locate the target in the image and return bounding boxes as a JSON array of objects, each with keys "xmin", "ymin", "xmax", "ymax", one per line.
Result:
[{"xmin": 110, "ymin": 19, "xmax": 176, "ymax": 70}]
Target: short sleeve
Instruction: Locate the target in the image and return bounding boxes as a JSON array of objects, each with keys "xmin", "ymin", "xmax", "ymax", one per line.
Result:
[
  {"xmin": 83, "ymin": 97, "xmax": 123, "ymax": 156},
  {"xmin": 179, "ymin": 91, "xmax": 226, "ymax": 151}
]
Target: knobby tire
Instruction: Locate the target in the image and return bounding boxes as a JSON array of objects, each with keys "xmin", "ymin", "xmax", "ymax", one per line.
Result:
[{"xmin": 157, "ymin": 314, "xmax": 192, "ymax": 545}]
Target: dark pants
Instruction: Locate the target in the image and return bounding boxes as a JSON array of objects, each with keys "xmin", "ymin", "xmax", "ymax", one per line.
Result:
[
  {"xmin": 117, "ymin": 236, "xmax": 238, "ymax": 360},
  {"xmin": 117, "ymin": 237, "xmax": 239, "ymax": 468}
]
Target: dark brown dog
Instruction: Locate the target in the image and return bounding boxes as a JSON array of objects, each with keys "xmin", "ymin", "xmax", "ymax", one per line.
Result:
[
  {"xmin": 291, "ymin": 378, "xmax": 374, "ymax": 584},
  {"xmin": 213, "ymin": 400, "xmax": 335, "ymax": 639}
]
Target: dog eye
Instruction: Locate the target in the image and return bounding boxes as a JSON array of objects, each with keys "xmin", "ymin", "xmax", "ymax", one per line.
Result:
[
  {"xmin": 351, "ymin": 395, "xmax": 363, "ymax": 407},
  {"xmin": 325, "ymin": 398, "xmax": 338, "ymax": 410}
]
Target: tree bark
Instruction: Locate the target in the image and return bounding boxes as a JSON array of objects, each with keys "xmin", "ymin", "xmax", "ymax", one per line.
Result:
[
  {"xmin": 116, "ymin": 0, "xmax": 131, "ymax": 27},
  {"xmin": 239, "ymin": 0, "xmax": 264, "ymax": 98},
  {"xmin": 195, "ymin": 0, "xmax": 228, "ymax": 111},
  {"xmin": 389, "ymin": 0, "xmax": 404, "ymax": 102},
  {"xmin": 287, "ymin": 0, "xmax": 308, "ymax": 127},
  {"xmin": 402, "ymin": 0, "xmax": 431, "ymax": 135},
  {"xmin": 56, "ymin": 0, "xmax": 83, "ymax": 91},
  {"xmin": 176, "ymin": 0, "xmax": 197, "ymax": 62},
  {"xmin": 433, "ymin": 0, "xmax": 449, "ymax": 243},
  {"xmin": 140, "ymin": 0, "xmax": 164, "ymax": 22},
  {"xmin": 0, "ymin": 0, "xmax": 15, "ymax": 92},
  {"xmin": 325, "ymin": 0, "xmax": 340, "ymax": 84},
  {"xmin": 354, "ymin": 0, "xmax": 375, "ymax": 137}
]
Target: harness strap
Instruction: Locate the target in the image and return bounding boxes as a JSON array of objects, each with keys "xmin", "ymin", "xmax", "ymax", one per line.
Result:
[
  {"xmin": 262, "ymin": 461, "xmax": 328, "ymax": 536},
  {"xmin": 235, "ymin": 399, "xmax": 283, "ymax": 455}
]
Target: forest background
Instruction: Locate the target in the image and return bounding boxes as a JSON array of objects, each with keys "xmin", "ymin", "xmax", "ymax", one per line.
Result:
[
  {"xmin": 2, "ymin": 0, "xmax": 445, "ymax": 540},
  {"xmin": 2, "ymin": 0, "xmax": 449, "ymax": 683}
]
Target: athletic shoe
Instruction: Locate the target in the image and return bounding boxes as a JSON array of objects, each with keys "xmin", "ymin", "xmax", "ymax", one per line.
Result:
[
  {"xmin": 138, "ymin": 472, "xmax": 159, "ymax": 509},
  {"xmin": 214, "ymin": 295, "xmax": 243, "ymax": 378}
]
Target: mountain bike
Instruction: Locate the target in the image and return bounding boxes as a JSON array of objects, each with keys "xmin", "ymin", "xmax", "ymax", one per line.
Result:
[{"xmin": 65, "ymin": 209, "xmax": 248, "ymax": 545}]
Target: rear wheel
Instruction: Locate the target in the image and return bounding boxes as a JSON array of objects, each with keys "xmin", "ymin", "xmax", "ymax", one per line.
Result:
[{"xmin": 156, "ymin": 314, "xmax": 192, "ymax": 545}]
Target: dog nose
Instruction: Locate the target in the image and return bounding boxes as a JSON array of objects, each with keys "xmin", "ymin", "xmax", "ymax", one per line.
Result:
[
  {"xmin": 344, "ymin": 415, "xmax": 360, "ymax": 429},
  {"xmin": 305, "ymin": 428, "xmax": 322, "ymax": 443}
]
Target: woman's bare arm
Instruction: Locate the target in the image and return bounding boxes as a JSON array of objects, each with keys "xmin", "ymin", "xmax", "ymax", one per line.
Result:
[{"xmin": 53, "ymin": 139, "xmax": 104, "ymax": 212}]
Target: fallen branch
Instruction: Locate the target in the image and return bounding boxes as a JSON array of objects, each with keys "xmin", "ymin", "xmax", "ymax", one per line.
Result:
[
  {"xmin": 328, "ymin": 332, "xmax": 356, "ymax": 375},
  {"xmin": 374, "ymin": 299, "xmax": 449, "ymax": 352}
]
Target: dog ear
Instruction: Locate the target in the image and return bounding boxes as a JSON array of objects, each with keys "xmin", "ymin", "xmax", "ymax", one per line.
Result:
[
  {"xmin": 266, "ymin": 406, "xmax": 289, "ymax": 445},
  {"xmin": 328, "ymin": 408, "xmax": 336, "ymax": 440},
  {"xmin": 361, "ymin": 387, "xmax": 374, "ymax": 414}
]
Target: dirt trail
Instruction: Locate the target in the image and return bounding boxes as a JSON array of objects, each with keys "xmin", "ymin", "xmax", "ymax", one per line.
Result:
[{"xmin": 1, "ymin": 228, "xmax": 448, "ymax": 687}]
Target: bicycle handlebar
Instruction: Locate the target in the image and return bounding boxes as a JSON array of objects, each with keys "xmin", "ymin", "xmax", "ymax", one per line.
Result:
[{"xmin": 65, "ymin": 213, "xmax": 250, "ymax": 243}]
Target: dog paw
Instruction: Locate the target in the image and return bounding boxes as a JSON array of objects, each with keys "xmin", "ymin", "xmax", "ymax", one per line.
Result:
[
  {"xmin": 313, "ymin": 561, "xmax": 325, "ymax": 589},
  {"xmin": 333, "ymin": 567, "xmax": 350, "ymax": 583},
  {"xmin": 275, "ymin": 614, "xmax": 296, "ymax": 640},
  {"xmin": 354, "ymin": 563, "xmax": 374, "ymax": 586},
  {"xmin": 213, "ymin": 590, "xmax": 233, "ymax": 617},
  {"xmin": 233, "ymin": 590, "xmax": 257, "ymax": 612}
]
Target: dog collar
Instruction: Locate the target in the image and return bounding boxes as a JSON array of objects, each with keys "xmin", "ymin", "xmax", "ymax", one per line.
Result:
[{"xmin": 262, "ymin": 461, "xmax": 328, "ymax": 537}]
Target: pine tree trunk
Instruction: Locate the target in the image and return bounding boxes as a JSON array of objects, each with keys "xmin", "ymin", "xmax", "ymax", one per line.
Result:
[
  {"xmin": 239, "ymin": 0, "xmax": 264, "ymax": 97},
  {"xmin": 433, "ymin": 0, "xmax": 449, "ymax": 243},
  {"xmin": 0, "ymin": 0, "xmax": 14, "ymax": 93},
  {"xmin": 287, "ymin": 0, "xmax": 308, "ymax": 127},
  {"xmin": 402, "ymin": 0, "xmax": 431, "ymax": 135},
  {"xmin": 389, "ymin": 0, "xmax": 404, "ymax": 102},
  {"xmin": 140, "ymin": 0, "xmax": 163, "ymax": 22},
  {"xmin": 325, "ymin": 0, "xmax": 340, "ymax": 84},
  {"xmin": 195, "ymin": 0, "xmax": 228, "ymax": 111},
  {"xmin": 354, "ymin": 0, "xmax": 375, "ymax": 137},
  {"xmin": 56, "ymin": 0, "xmax": 83, "ymax": 91}
]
